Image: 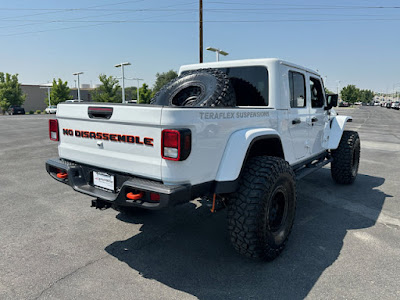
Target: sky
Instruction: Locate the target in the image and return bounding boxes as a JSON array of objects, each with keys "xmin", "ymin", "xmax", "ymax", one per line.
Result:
[{"xmin": 0, "ymin": 0, "xmax": 399, "ymax": 93}]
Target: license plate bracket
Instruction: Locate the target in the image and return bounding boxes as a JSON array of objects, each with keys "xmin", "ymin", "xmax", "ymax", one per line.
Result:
[{"xmin": 93, "ymin": 171, "xmax": 115, "ymax": 192}]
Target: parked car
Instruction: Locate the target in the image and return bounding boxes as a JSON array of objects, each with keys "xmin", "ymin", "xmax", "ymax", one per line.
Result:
[
  {"xmin": 45, "ymin": 105, "xmax": 57, "ymax": 114},
  {"xmin": 386, "ymin": 102, "xmax": 392, "ymax": 108},
  {"xmin": 339, "ymin": 101, "xmax": 349, "ymax": 107},
  {"xmin": 391, "ymin": 101, "xmax": 400, "ymax": 110},
  {"xmin": 6, "ymin": 105, "xmax": 25, "ymax": 115}
]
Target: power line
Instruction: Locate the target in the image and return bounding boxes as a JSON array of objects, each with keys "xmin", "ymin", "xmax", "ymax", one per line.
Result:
[
  {"xmin": 1, "ymin": 17, "xmax": 399, "ymax": 32},
  {"xmin": 1, "ymin": 2, "xmax": 400, "ymax": 37},
  {"xmin": 3, "ymin": 10, "xmax": 399, "ymax": 24},
  {"xmin": 0, "ymin": 4, "xmax": 198, "ymax": 37},
  {"xmin": 0, "ymin": 1, "xmax": 197, "ymax": 34},
  {"xmin": 0, "ymin": 0, "xmax": 146, "ymax": 21},
  {"xmin": 3, "ymin": 15, "xmax": 400, "ymax": 23},
  {"xmin": 2, "ymin": 5, "xmax": 400, "ymax": 12}
]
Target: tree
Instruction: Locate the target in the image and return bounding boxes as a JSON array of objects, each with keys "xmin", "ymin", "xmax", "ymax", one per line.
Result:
[
  {"xmin": 92, "ymin": 74, "xmax": 121, "ymax": 103},
  {"xmin": 341, "ymin": 85, "xmax": 360, "ymax": 104},
  {"xmin": 324, "ymin": 87, "xmax": 334, "ymax": 94},
  {"xmin": 124, "ymin": 86, "xmax": 138, "ymax": 100},
  {"xmin": 359, "ymin": 89, "xmax": 374, "ymax": 103},
  {"xmin": 138, "ymin": 83, "xmax": 153, "ymax": 104},
  {"xmin": 0, "ymin": 72, "xmax": 26, "ymax": 113},
  {"xmin": 152, "ymin": 70, "xmax": 178, "ymax": 94},
  {"xmin": 48, "ymin": 78, "xmax": 72, "ymax": 105}
]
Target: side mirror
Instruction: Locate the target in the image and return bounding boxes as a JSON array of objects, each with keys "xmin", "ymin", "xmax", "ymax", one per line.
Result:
[{"xmin": 325, "ymin": 94, "xmax": 338, "ymax": 110}]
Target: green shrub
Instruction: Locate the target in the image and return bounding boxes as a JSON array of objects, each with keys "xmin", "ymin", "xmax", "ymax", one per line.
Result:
[
  {"xmin": 35, "ymin": 110, "xmax": 42, "ymax": 114},
  {"xmin": 29, "ymin": 110, "xmax": 34, "ymax": 114}
]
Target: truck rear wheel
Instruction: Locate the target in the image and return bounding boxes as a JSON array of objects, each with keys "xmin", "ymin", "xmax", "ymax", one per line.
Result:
[
  {"xmin": 150, "ymin": 69, "xmax": 236, "ymax": 107},
  {"xmin": 227, "ymin": 156, "xmax": 296, "ymax": 261},
  {"xmin": 331, "ymin": 130, "xmax": 360, "ymax": 184}
]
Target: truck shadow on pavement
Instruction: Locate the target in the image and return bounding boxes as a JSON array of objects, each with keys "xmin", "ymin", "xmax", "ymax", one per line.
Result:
[{"xmin": 105, "ymin": 170, "xmax": 389, "ymax": 300}]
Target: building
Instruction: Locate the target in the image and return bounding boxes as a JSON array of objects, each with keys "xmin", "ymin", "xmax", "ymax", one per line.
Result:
[
  {"xmin": 20, "ymin": 85, "xmax": 94, "ymax": 112},
  {"xmin": 21, "ymin": 85, "xmax": 49, "ymax": 112}
]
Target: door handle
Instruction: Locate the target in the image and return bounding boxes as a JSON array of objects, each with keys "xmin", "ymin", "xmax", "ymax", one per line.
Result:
[
  {"xmin": 292, "ymin": 118, "xmax": 301, "ymax": 125},
  {"xmin": 311, "ymin": 117, "xmax": 318, "ymax": 123}
]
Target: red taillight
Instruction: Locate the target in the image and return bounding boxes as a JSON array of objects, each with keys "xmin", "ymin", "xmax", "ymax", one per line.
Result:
[
  {"xmin": 162, "ymin": 130, "xmax": 180, "ymax": 160},
  {"xmin": 161, "ymin": 129, "xmax": 191, "ymax": 161},
  {"xmin": 163, "ymin": 130, "xmax": 179, "ymax": 148},
  {"xmin": 150, "ymin": 193, "xmax": 160, "ymax": 202},
  {"xmin": 49, "ymin": 119, "xmax": 59, "ymax": 141}
]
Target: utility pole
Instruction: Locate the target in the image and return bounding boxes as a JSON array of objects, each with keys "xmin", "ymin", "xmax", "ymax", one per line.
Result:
[
  {"xmin": 73, "ymin": 72, "xmax": 84, "ymax": 100},
  {"xmin": 199, "ymin": 0, "xmax": 203, "ymax": 63},
  {"xmin": 115, "ymin": 62, "xmax": 131, "ymax": 103}
]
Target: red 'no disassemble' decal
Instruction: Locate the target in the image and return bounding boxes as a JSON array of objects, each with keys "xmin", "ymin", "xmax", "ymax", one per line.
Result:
[{"xmin": 62, "ymin": 128, "xmax": 154, "ymax": 146}]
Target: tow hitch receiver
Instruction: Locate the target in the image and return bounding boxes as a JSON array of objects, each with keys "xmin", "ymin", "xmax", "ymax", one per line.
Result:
[{"xmin": 91, "ymin": 198, "xmax": 111, "ymax": 210}]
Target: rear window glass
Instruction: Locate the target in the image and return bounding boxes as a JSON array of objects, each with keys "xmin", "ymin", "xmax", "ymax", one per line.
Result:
[
  {"xmin": 217, "ymin": 66, "xmax": 268, "ymax": 106},
  {"xmin": 182, "ymin": 66, "xmax": 269, "ymax": 106}
]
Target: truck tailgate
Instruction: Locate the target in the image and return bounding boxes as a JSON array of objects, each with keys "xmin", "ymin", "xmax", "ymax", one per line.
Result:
[{"xmin": 57, "ymin": 103, "xmax": 162, "ymax": 180}]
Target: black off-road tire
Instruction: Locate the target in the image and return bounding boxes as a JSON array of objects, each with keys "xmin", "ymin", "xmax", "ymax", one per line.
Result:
[
  {"xmin": 331, "ymin": 130, "xmax": 361, "ymax": 184},
  {"xmin": 227, "ymin": 156, "xmax": 296, "ymax": 261},
  {"xmin": 150, "ymin": 69, "xmax": 236, "ymax": 107},
  {"xmin": 229, "ymin": 77, "xmax": 265, "ymax": 106}
]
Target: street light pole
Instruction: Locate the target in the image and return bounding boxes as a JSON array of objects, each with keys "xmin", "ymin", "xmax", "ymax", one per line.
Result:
[
  {"xmin": 73, "ymin": 72, "xmax": 84, "ymax": 100},
  {"xmin": 206, "ymin": 47, "xmax": 229, "ymax": 62},
  {"xmin": 132, "ymin": 78, "xmax": 143, "ymax": 103},
  {"xmin": 115, "ymin": 62, "xmax": 131, "ymax": 103},
  {"xmin": 336, "ymin": 80, "xmax": 341, "ymax": 97}
]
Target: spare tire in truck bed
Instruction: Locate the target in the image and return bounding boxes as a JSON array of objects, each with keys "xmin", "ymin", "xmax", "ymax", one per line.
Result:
[
  {"xmin": 229, "ymin": 77, "xmax": 266, "ymax": 106},
  {"xmin": 150, "ymin": 69, "xmax": 236, "ymax": 107}
]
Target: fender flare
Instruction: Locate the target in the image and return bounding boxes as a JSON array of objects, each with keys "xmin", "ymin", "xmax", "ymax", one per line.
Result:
[
  {"xmin": 215, "ymin": 128, "xmax": 282, "ymax": 183},
  {"xmin": 323, "ymin": 115, "xmax": 352, "ymax": 150}
]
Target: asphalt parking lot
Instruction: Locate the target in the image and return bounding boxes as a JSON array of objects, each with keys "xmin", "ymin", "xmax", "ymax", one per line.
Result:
[{"xmin": 0, "ymin": 107, "xmax": 399, "ymax": 300}]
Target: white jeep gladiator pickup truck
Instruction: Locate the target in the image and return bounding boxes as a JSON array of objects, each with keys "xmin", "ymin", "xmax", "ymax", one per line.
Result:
[{"xmin": 46, "ymin": 58, "xmax": 360, "ymax": 261}]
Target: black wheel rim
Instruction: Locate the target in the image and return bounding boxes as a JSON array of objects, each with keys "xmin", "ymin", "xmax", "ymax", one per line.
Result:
[
  {"xmin": 171, "ymin": 85, "xmax": 202, "ymax": 106},
  {"xmin": 268, "ymin": 187, "xmax": 288, "ymax": 232}
]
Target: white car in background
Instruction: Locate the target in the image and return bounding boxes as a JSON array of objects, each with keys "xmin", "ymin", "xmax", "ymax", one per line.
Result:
[{"xmin": 45, "ymin": 105, "xmax": 57, "ymax": 114}]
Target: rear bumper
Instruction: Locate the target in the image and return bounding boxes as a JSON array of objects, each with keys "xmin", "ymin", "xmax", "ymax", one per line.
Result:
[{"xmin": 45, "ymin": 158, "xmax": 192, "ymax": 210}]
